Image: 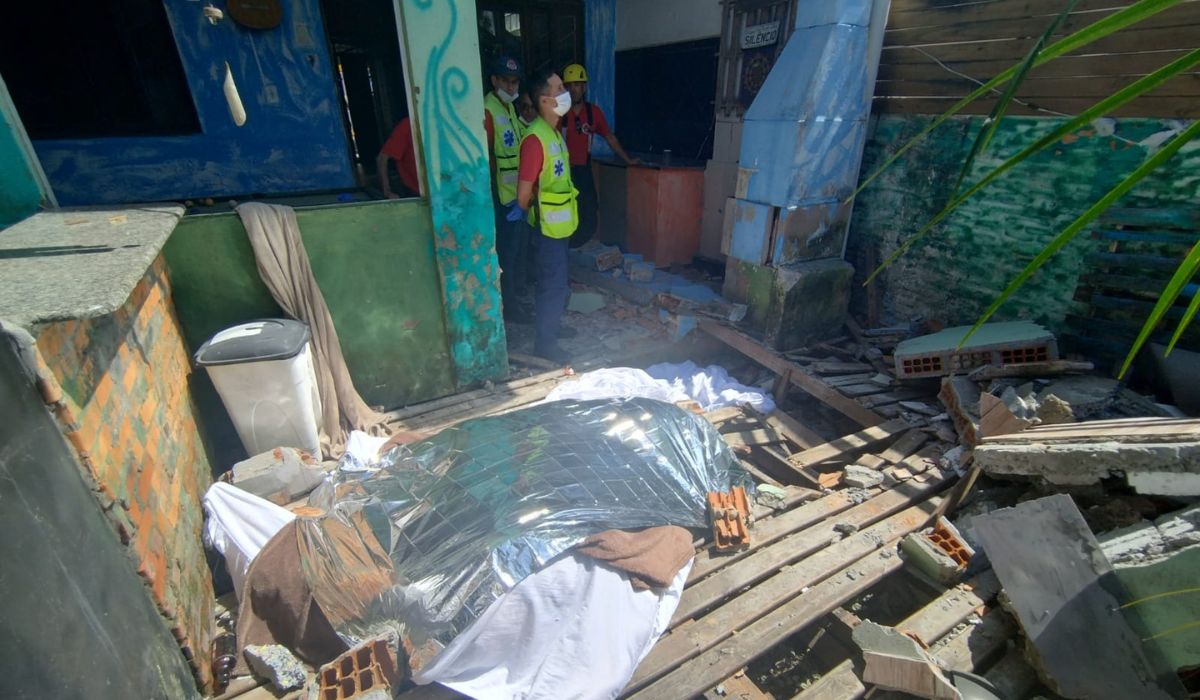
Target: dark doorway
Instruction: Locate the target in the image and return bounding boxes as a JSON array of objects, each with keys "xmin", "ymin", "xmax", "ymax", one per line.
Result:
[
  {"xmin": 477, "ymin": 0, "xmax": 584, "ymax": 83},
  {"xmin": 319, "ymin": 0, "xmax": 412, "ymax": 192},
  {"xmin": 615, "ymin": 38, "xmax": 720, "ymax": 161}
]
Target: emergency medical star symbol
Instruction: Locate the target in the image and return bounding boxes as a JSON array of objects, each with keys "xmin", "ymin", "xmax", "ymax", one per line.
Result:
[
  {"xmin": 554, "ymin": 159, "xmax": 564, "ymax": 177},
  {"xmin": 503, "ymin": 130, "xmax": 515, "ymax": 148}
]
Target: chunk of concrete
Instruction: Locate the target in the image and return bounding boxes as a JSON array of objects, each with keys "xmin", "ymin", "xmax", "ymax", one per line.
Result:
[
  {"xmin": 228, "ymin": 447, "xmax": 326, "ymax": 505},
  {"xmin": 843, "ymin": 464, "xmax": 884, "ymax": 489},
  {"xmin": 1035, "ymin": 393, "xmax": 1075, "ymax": 425},
  {"xmin": 244, "ymin": 644, "xmax": 307, "ymax": 691},
  {"xmin": 853, "ymin": 621, "xmax": 962, "ymax": 700},
  {"xmin": 975, "ymin": 440, "xmax": 1200, "ymax": 495},
  {"xmin": 973, "ymin": 495, "xmax": 1183, "ymax": 699},
  {"xmin": 1101, "ymin": 503, "xmax": 1200, "ymax": 568},
  {"xmin": 630, "ymin": 262, "xmax": 656, "ymax": 283},
  {"xmin": 939, "ymin": 376, "xmax": 982, "ymax": 447},
  {"xmin": 567, "ymin": 291, "xmax": 606, "ymax": 314}
]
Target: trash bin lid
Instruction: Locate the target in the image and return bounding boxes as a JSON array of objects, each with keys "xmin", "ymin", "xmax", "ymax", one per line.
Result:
[{"xmin": 194, "ymin": 319, "xmax": 312, "ymax": 366}]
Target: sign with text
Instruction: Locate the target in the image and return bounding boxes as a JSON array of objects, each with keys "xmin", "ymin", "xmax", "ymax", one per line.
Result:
[{"xmin": 741, "ymin": 21, "xmax": 780, "ymax": 50}]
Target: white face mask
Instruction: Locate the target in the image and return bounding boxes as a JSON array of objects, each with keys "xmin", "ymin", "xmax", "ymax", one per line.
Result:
[
  {"xmin": 497, "ymin": 87, "xmax": 518, "ymax": 104},
  {"xmin": 552, "ymin": 91, "xmax": 571, "ymax": 117}
]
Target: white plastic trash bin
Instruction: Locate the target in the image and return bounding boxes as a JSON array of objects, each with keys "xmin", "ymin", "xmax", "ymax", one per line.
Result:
[{"xmin": 195, "ymin": 319, "xmax": 323, "ymax": 457}]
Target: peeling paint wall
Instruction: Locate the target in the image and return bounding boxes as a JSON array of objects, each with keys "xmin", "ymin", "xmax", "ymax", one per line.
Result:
[
  {"xmin": 847, "ymin": 115, "xmax": 1200, "ymax": 331},
  {"xmin": 33, "ymin": 0, "xmax": 353, "ymax": 206},
  {"xmin": 399, "ymin": 0, "xmax": 507, "ymax": 385}
]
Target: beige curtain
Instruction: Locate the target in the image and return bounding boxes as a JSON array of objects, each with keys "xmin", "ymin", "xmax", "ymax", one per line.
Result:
[{"xmin": 235, "ymin": 202, "xmax": 388, "ymax": 458}]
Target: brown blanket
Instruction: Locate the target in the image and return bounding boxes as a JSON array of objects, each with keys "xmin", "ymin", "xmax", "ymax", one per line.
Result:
[
  {"xmin": 575, "ymin": 526, "xmax": 696, "ymax": 591},
  {"xmin": 236, "ymin": 202, "xmax": 389, "ymax": 458}
]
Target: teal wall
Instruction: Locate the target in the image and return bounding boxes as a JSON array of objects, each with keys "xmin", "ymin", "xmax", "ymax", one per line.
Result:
[
  {"xmin": 0, "ymin": 76, "xmax": 47, "ymax": 227},
  {"xmin": 398, "ymin": 0, "xmax": 508, "ymax": 385},
  {"xmin": 847, "ymin": 115, "xmax": 1200, "ymax": 331},
  {"xmin": 164, "ymin": 200, "xmax": 456, "ymax": 410}
]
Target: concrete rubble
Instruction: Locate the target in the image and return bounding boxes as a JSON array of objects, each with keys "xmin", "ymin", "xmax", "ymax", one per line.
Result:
[
  {"xmin": 852, "ymin": 620, "xmax": 962, "ymax": 700},
  {"xmin": 244, "ymin": 644, "xmax": 307, "ymax": 691}
]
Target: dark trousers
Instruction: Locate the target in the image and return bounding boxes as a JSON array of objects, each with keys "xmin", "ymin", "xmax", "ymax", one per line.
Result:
[
  {"xmin": 494, "ymin": 203, "xmax": 530, "ymax": 316},
  {"xmin": 569, "ymin": 163, "xmax": 598, "ymax": 248},
  {"xmin": 534, "ymin": 234, "xmax": 570, "ymax": 351}
]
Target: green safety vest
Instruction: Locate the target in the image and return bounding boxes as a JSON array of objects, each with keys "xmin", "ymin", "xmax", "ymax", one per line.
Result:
[
  {"xmin": 484, "ymin": 92, "xmax": 521, "ymax": 204},
  {"xmin": 523, "ymin": 117, "xmax": 579, "ymax": 239}
]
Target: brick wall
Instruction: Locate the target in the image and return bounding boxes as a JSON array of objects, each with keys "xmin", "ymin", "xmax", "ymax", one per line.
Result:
[
  {"xmin": 33, "ymin": 255, "xmax": 214, "ymax": 690},
  {"xmin": 847, "ymin": 115, "xmax": 1200, "ymax": 331}
]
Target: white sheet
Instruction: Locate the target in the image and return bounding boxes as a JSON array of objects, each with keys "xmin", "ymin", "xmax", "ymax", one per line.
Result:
[
  {"xmin": 415, "ymin": 554, "xmax": 692, "ymax": 700},
  {"xmin": 544, "ymin": 363, "xmax": 774, "ymax": 414},
  {"xmin": 202, "ymin": 482, "xmax": 295, "ymax": 599}
]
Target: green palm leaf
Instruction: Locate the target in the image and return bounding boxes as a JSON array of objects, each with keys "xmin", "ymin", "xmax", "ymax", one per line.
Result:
[
  {"xmin": 847, "ymin": 0, "xmax": 1187, "ymax": 204},
  {"xmin": 960, "ymin": 120, "xmax": 1200, "ymax": 365},
  {"xmin": 950, "ymin": 0, "xmax": 1082, "ymax": 198},
  {"xmin": 1122, "ymin": 241, "xmax": 1200, "ymax": 376},
  {"xmin": 863, "ymin": 47, "xmax": 1200, "ymax": 284}
]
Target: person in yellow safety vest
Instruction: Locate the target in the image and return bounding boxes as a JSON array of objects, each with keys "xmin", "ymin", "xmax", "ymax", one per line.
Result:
[
  {"xmin": 509, "ymin": 70, "xmax": 579, "ymax": 363},
  {"xmin": 484, "ymin": 55, "xmax": 533, "ymax": 324},
  {"xmin": 561, "ymin": 63, "xmax": 639, "ymax": 249}
]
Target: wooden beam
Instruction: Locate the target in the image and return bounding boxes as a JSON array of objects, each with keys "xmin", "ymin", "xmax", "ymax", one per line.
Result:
[
  {"xmin": 627, "ymin": 498, "xmax": 943, "ymax": 692},
  {"xmin": 689, "ymin": 491, "xmax": 864, "ymax": 583},
  {"xmin": 699, "ymin": 320, "xmax": 885, "ymax": 427},
  {"xmin": 878, "ymin": 429, "xmax": 930, "ymax": 465},
  {"xmin": 673, "ymin": 479, "xmax": 948, "ymax": 626},
  {"xmin": 789, "ymin": 419, "xmax": 911, "ymax": 468},
  {"xmin": 626, "ymin": 548, "xmax": 908, "ymax": 700},
  {"xmin": 763, "ymin": 410, "xmax": 825, "ymax": 451}
]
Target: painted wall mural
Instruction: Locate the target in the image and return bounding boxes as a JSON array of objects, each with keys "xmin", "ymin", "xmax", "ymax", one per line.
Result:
[
  {"xmin": 400, "ymin": 0, "xmax": 508, "ymax": 385},
  {"xmin": 32, "ymin": 0, "xmax": 354, "ymax": 206}
]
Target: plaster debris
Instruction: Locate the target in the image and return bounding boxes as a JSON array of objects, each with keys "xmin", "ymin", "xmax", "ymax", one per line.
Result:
[
  {"xmin": 843, "ymin": 464, "xmax": 885, "ymax": 489},
  {"xmin": 244, "ymin": 644, "xmax": 307, "ymax": 691}
]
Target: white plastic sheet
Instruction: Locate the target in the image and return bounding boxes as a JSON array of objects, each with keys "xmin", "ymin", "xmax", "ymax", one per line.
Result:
[
  {"xmin": 202, "ymin": 482, "xmax": 295, "ymax": 599},
  {"xmin": 415, "ymin": 554, "xmax": 692, "ymax": 700},
  {"xmin": 544, "ymin": 363, "xmax": 775, "ymax": 413}
]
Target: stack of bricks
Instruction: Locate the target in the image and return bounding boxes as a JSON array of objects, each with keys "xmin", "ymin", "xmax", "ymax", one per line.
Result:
[
  {"xmin": 31, "ymin": 257, "xmax": 215, "ymax": 690},
  {"xmin": 317, "ymin": 637, "xmax": 403, "ymax": 700}
]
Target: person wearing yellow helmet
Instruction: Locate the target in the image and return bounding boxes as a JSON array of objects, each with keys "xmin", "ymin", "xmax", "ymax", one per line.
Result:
[{"xmin": 560, "ymin": 63, "xmax": 639, "ymax": 248}]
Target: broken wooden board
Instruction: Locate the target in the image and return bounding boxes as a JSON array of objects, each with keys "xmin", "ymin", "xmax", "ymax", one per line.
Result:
[
  {"xmin": 698, "ymin": 320, "xmax": 885, "ymax": 427},
  {"xmin": 789, "ymin": 418, "xmax": 911, "ymax": 468},
  {"xmin": 979, "ymin": 392, "xmax": 1034, "ymax": 438},
  {"xmin": 811, "ymin": 360, "xmax": 873, "ymax": 375},
  {"xmin": 878, "ymin": 429, "xmax": 930, "ymax": 465},
  {"xmin": 972, "ymin": 495, "xmax": 1183, "ymax": 700},
  {"xmin": 723, "ymin": 428, "xmax": 787, "ymax": 449},
  {"xmin": 836, "ymin": 383, "xmax": 893, "ymax": 398},
  {"xmin": 860, "ymin": 388, "xmax": 933, "ymax": 409},
  {"xmin": 967, "ymin": 360, "xmax": 1094, "ymax": 382},
  {"xmin": 979, "ymin": 416, "xmax": 1200, "ymax": 444},
  {"xmin": 762, "ymin": 409, "xmax": 824, "ymax": 450}
]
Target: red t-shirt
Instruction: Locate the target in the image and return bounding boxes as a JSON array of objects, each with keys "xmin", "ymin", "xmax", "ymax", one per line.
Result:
[
  {"xmin": 380, "ymin": 118, "xmax": 419, "ymax": 194},
  {"xmin": 562, "ymin": 103, "xmax": 609, "ymax": 166},
  {"xmin": 517, "ymin": 134, "xmax": 544, "ymax": 184}
]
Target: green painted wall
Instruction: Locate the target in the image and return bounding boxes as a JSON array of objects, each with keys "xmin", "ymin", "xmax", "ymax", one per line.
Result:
[
  {"xmin": 847, "ymin": 115, "xmax": 1200, "ymax": 331},
  {"xmin": 398, "ymin": 0, "xmax": 508, "ymax": 384},
  {"xmin": 0, "ymin": 75, "xmax": 48, "ymax": 228},
  {"xmin": 164, "ymin": 200, "xmax": 456, "ymax": 410}
]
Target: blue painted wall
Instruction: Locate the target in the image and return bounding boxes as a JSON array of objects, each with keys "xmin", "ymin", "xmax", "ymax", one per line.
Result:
[
  {"xmin": 585, "ymin": 0, "xmax": 617, "ymax": 160},
  {"xmin": 33, "ymin": 0, "xmax": 354, "ymax": 206}
]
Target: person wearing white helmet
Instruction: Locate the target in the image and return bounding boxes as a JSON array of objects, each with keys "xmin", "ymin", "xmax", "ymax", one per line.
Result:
[{"xmin": 560, "ymin": 63, "xmax": 638, "ymax": 248}]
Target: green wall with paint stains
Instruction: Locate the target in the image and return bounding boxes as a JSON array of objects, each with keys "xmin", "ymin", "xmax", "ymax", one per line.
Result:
[
  {"xmin": 398, "ymin": 0, "xmax": 508, "ymax": 385},
  {"xmin": 847, "ymin": 115, "xmax": 1200, "ymax": 331},
  {"xmin": 164, "ymin": 200, "xmax": 456, "ymax": 410}
]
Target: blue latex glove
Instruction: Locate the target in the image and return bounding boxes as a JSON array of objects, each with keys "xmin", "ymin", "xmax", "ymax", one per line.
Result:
[{"xmin": 505, "ymin": 202, "xmax": 526, "ymax": 222}]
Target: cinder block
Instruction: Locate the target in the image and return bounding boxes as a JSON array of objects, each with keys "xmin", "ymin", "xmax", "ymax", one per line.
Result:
[
  {"xmin": 317, "ymin": 637, "xmax": 403, "ymax": 700},
  {"xmin": 894, "ymin": 321, "xmax": 1058, "ymax": 380}
]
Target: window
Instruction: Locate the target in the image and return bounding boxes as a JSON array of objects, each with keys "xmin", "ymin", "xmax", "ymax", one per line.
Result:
[{"xmin": 0, "ymin": 0, "xmax": 200, "ymax": 140}]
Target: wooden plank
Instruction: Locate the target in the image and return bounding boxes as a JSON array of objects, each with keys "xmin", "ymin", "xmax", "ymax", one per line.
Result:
[
  {"xmin": 876, "ymin": 49, "xmax": 1193, "ymax": 83},
  {"xmin": 747, "ymin": 486, "xmax": 822, "ymax": 524},
  {"xmin": 881, "ymin": 22, "xmax": 1200, "ymax": 60},
  {"xmin": 752, "ymin": 444, "xmax": 822, "ymax": 487},
  {"xmin": 859, "ymin": 388, "xmax": 931, "ymax": 408},
  {"xmin": 705, "ymin": 673, "xmax": 773, "ymax": 700},
  {"xmin": 386, "ymin": 368, "xmax": 564, "ymax": 422},
  {"xmin": 1103, "ymin": 206, "xmax": 1200, "ymax": 229},
  {"xmin": 790, "ymin": 419, "xmax": 911, "ymax": 468},
  {"xmin": 791, "ymin": 570, "xmax": 1002, "ymax": 700},
  {"xmin": 702, "ymin": 406, "xmax": 746, "ymax": 426},
  {"xmin": 874, "ymin": 73, "xmax": 1200, "ymax": 100},
  {"xmin": 837, "ymin": 383, "xmax": 893, "ymax": 398},
  {"xmin": 812, "ymin": 361, "xmax": 873, "ymax": 375},
  {"xmin": 885, "ymin": 2, "xmax": 1200, "ymax": 46},
  {"xmin": 627, "ymin": 498, "xmax": 943, "ymax": 693},
  {"xmin": 967, "ymin": 359, "xmax": 1095, "ymax": 381},
  {"xmin": 873, "ymin": 94, "xmax": 1200, "ymax": 119},
  {"xmin": 823, "ymin": 373, "xmax": 876, "ymax": 388},
  {"xmin": 982, "ymin": 416, "xmax": 1200, "ymax": 443},
  {"xmin": 674, "ymin": 479, "xmax": 948, "ymax": 625},
  {"xmin": 1087, "ymin": 249, "xmax": 1195, "ymax": 271},
  {"xmin": 699, "ymin": 320, "xmax": 885, "ymax": 427},
  {"xmin": 973, "ymin": 495, "xmax": 1184, "ymax": 699},
  {"xmin": 1096, "ymin": 228, "xmax": 1200, "ymax": 246},
  {"xmin": 878, "ymin": 429, "xmax": 930, "ymax": 465},
  {"xmin": 626, "ymin": 548, "xmax": 910, "ymax": 700},
  {"xmin": 690, "ymin": 491, "xmax": 864, "ymax": 583},
  {"xmin": 887, "ymin": 0, "xmax": 1184, "ymax": 26},
  {"xmin": 737, "ymin": 458, "xmax": 783, "ymax": 488},
  {"xmin": 763, "ymin": 410, "xmax": 825, "ymax": 450},
  {"xmin": 724, "ymin": 428, "xmax": 787, "ymax": 448},
  {"xmin": 927, "ymin": 608, "xmax": 1016, "ymax": 673}
]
